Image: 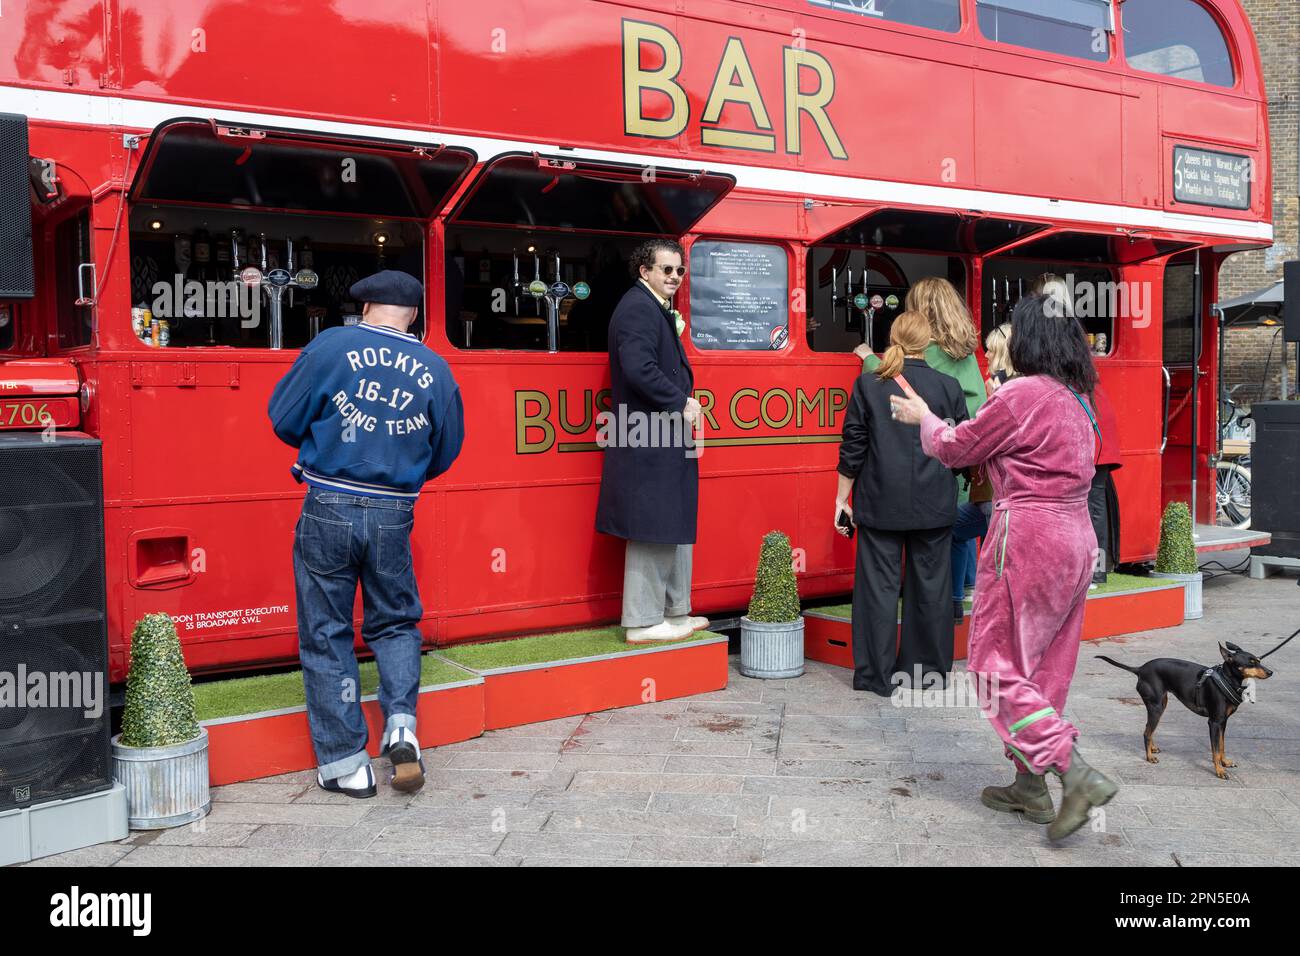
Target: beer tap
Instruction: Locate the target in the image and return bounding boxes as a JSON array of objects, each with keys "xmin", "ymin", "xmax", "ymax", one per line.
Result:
[
  {"xmin": 539, "ymin": 249, "xmax": 568, "ymax": 353},
  {"xmin": 831, "ymin": 266, "xmax": 840, "ymax": 327},
  {"xmin": 846, "ymin": 267, "xmax": 854, "ymax": 330},
  {"xmin": 532, "ymin": 252, "xmax": 543, "ymax": 317},
  {"xmin": 861, "ymin": 269, "xmax": 874, "ymax": 351},
  {"xmin": 285, "ymin": 236, "xmax": 296, "ymax": 311},
  {"xmin": 511, "ymin": 250, "xmax": 522, "ymax": 315}
]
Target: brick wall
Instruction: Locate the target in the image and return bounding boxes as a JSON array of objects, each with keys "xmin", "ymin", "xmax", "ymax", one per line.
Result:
[{"xmin": 1218, "ymin": 0, "xmax": 1299, "ymax": 404}]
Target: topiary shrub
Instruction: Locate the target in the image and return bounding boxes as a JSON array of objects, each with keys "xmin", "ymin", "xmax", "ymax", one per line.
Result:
[
  {"xmin": 1155, "ymin": 501, "xmax": 1199, "ymax": 575},
  {"xmin": 120, "ymin": 613, "xmax": 200, "ymax": 748},
  {"xmin": 746, "ymin": 531, "xmax": 802, "ymax": 623}
]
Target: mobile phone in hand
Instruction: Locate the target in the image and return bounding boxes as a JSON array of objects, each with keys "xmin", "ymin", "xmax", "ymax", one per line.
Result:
[{"xmin": 836, "ymin": 509, "xmax": 855, "ymax": 538}]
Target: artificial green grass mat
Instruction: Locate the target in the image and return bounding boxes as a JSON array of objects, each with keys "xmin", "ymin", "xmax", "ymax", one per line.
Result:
[
  {"xmin": 193, "ymin": 654, "xmax": 469, "ymax": 722},
  {"xmin": 808, "ymin": 572, "xmax": 1175, "ymax": 622},
  {"xmin": 1090, "ymin": 572, "xmax": 1179, "ymax": 594},
  {"xmin": 440, "ymin": 626, "xmax": 718, "ymax": 671}
]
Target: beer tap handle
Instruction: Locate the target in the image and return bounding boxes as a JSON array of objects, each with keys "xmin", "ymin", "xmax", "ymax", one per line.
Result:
[
  {"xmin": 533, "ymin": 254, "xmax": 541, "ymax": 316},
  {"xmin": 512, "ymin": 251, "xmax": 521, "ymax": 314},
  {"xmin": 846, "ymin": 267, "xmax": 854, "ymax": 325}
]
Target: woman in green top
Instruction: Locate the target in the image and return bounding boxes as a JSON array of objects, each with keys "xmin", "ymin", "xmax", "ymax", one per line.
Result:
[{"xmin": 855, "ymin": 277, "xmax": 985, "ymax": 621}]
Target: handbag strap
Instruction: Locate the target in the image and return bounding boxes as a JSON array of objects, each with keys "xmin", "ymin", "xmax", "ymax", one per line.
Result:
[{"xmin": 1068, "ymin": 388, "xmax": 1102, "ymax": 465}]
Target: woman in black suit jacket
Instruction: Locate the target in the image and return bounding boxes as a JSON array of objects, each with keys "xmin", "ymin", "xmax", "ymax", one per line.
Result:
[{"xmin": 835, "ymin": 311, "xmax": 968, "ymax": 695}]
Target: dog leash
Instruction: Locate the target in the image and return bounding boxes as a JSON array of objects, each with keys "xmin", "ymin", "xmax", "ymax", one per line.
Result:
[{"xmin": 1260, "ymin": 625, "xmax": 1300, "ymax": 660}]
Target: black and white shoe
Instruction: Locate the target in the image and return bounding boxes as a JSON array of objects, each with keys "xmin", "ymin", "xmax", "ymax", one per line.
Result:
[
  {"xmin": 317, "ymin": 764, "xmax": 376, "ymax": 799},
  {"xmin": 382, "ymin": 726, "xmax": 426, "ymax": 794}
]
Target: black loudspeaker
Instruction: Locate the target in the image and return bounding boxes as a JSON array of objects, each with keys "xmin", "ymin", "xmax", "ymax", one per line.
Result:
[
  {"xmin": 0, "ymin": 113, "xmax": 35, "ymax": 299},
  {"xmin": 1251, "ymin": 401, "xmax": 1300, "ymax": 559},
  {"xmin": 0, "ymin": 433, "xmax": 112, "ymax": 811},
  {"xmin": 1284, "ymin": 260, "xmax": 1299, "ymax": 344}
]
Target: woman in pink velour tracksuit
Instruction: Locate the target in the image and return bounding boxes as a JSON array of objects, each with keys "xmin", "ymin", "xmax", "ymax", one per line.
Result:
[{"xmin": 889, "ymin": 294, "xmax": 1119, "ymax": 842}]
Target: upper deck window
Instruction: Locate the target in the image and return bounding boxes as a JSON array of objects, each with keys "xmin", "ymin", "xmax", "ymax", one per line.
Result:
[
  {"xmin": 1122, "ymin": 0, "xmax": 1235, "ymax": 88},
  {"xmin": 976, "ymin": 0, "xmax": 1114, "ymax": 62},
  {"xmin": 806, "ymin": 0, "xmax": 961, "ymax": 33}
]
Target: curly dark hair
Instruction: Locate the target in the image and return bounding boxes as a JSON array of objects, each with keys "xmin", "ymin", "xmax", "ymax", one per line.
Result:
[
  {"xmin": 1008, "ymin": 293, "xmax": 1098, "ymax": 395},
  {"xmin": 628, "ymin": 239, "xmax": 684, "ymax": 281}
]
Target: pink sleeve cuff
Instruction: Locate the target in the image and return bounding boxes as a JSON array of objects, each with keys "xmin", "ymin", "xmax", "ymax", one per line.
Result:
[{"xmin": 919, "ymin": 412, "xmax": 947, "ymax": 457}]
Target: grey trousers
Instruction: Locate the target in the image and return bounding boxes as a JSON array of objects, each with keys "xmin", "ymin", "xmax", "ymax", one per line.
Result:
[{"xmin": 621, "ymin": 541, "xmax": 693, "ymax": 627}]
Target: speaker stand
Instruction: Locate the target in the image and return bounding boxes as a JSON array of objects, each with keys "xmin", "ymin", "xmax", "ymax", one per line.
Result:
[{"xmin": 0, "ymin": 783, "xmax": 128, "ymax": 866}]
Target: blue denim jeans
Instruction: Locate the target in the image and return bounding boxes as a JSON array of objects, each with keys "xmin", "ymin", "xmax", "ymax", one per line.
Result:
[
  {"xmin": 951, "ymin": 501, "xmax": 991, "ymax": 602},
  {"xmin": 293, "ymin": 486, "xmax": 422, "ymax": 779}
]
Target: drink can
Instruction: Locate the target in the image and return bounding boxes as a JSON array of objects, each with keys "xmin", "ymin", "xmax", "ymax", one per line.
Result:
[{"xmin": 155, "ymin": 319, "xmax": 170, "ymax": 347}]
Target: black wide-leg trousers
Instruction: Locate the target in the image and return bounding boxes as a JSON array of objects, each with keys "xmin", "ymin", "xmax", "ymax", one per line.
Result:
[{"xmin": 851, "ymin": 525, "xmax": 954, "ymax": 695}]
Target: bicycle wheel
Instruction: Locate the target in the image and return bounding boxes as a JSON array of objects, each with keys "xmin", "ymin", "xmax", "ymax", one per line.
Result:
[{"xmin": 1215, "ymin": 461, "xmax": 1251, "ymax": 529}]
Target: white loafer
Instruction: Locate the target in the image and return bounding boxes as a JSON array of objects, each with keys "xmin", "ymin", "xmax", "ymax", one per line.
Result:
[
  {"xmin": 625, "ymin": 620, "xmax": 693, "ymax": 643},
  {"xmin": 382, "ymin": 726, "xmax": 425, "ymax": 793},
  {"xmin": 666, "ymin": 614, "xmax": 710, "ymax": 632},
  {"xmin": 317, "ymin": 764, "xmax": 376, "ymax": 799}
]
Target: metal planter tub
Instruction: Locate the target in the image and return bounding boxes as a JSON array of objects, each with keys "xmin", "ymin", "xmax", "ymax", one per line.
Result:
[
  {"xmin": 1150, "ymin": 571, "xmax": 1203, "ymax": 620},
  {"xmin": 739, "ymin": 617, "xmax": 805, "ymax": 679},
  {"xmin": 111, "ymin": 727, "xmax": 211, "ymax": 830}
]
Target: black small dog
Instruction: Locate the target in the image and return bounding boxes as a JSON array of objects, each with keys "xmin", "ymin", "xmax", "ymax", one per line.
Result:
[{"xmin": 1097, "ymin": 643, "xmax": 1273, "ymax": 779}]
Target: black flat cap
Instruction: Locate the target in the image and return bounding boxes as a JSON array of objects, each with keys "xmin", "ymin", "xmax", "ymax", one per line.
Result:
[{"xmin": 349, "ymin": 270, "xmax": 423, "ymax": 307}]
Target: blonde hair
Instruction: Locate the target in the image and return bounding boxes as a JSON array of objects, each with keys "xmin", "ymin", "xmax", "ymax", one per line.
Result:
[
  {"xmin": 985, "ymin": 323, "xmax": 1014, "ymax": 378},
  {"xmin": 876, "ymin": 312, "xmax": 931, "ymax": 381},
  {"xmin": 905, "ymin": 276, "xmax": 977, "ymax": 360}
]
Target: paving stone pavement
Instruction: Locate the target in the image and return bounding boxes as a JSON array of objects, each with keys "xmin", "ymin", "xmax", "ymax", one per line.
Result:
[{"xmin": 25, "ymin": 555, "xmax": 1300, "ymax": 867}]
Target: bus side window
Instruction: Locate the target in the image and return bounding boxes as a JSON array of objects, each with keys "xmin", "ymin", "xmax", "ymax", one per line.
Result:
[
  {"xmin": 805, "ymin": 247, "xmax": 966, "ymax": 354},
  {"xmin": 975, "ymin": 0, "xmax": 1114, "ymax": 63},
  {"xmin": 1122, "ymin": 0, "xmax": 1235, "ymax": 88},
  {"xmin": 0, "ymin": 303, "xmax": 14, "ymax": 351},
  {"xmin": 1162, "ymin": 258, "xmax": 1197, "ymax": 366},
  {"xmin": 55, "ymin": 208, "xmax": 94, "ymax": 350},
  {"xmin": 981, "ymin": 262, "xmax": 1116, "ymax": 357},
  {"xmin": 444, "ymin": 227, "xmax": 638, "ymax": 353},
  {"xmin": 806, "ymin": 0, "xmax": 963, "ymax": 34}
]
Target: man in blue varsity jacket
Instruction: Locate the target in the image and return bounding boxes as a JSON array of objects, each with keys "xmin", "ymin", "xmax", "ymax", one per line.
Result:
[{"xmin": 268, "ymin": 270, "xmax": 464, "ymax": 799}]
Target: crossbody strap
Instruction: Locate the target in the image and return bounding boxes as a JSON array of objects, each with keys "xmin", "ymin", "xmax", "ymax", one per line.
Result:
[{"xmin": 1067, "ymin": 388, "xmax": 1102, "ymax": 465}]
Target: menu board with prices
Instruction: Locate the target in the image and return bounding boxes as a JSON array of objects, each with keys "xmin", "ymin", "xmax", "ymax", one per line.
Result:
[
  {"xmin": 688, "ymin": 241, "xmax": 789, "ymax": 351},
  {"xmin": 1173, "ymin": 146, "xmax": 1252, "ymax": 211}
]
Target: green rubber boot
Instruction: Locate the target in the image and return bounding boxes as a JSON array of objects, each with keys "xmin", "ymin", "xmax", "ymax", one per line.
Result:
[
  {"xmin": 980, "ymin": 771, "xmax": 1055, "ymax": 824},
  {"xmin": 1048, "ymin": 747, "xmax": 1119, "ymax": 842}
]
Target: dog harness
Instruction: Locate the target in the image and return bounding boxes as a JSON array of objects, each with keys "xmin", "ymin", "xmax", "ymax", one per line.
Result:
[{"xmin": 1196, "ymin": 665, "xmax": 1244, "ymax": 707}]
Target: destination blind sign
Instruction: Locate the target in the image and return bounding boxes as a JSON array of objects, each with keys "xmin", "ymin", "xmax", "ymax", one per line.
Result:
[
  {"xmin": 688, "ymin": 241, "xmax": 788, "ymax": 350},
  {"xmin": 1173, "ymin": 146, "xmax": 1252, "ymax": 211}
]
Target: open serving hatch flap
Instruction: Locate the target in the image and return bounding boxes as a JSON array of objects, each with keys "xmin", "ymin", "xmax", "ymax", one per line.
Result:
[
  {"xmin": 128, "ymin": 118, "xmax": 478, "ymax": 219},
  {"xmin": 814, "ymin": 208, "xmax": 1049, "ymax": 256},
  {"xmin": 1000, "ymin": 229, "xmax": 1198, "ymax": 265},
  {"xmin": 446, "ymin": 152, "xmax": 736, "ymax": 236}
]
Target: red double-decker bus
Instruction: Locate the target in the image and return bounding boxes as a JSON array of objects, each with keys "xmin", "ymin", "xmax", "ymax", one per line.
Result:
[{"xmin": 0, "ymin": 0, "xmax": 1271, "ymax": 681}]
